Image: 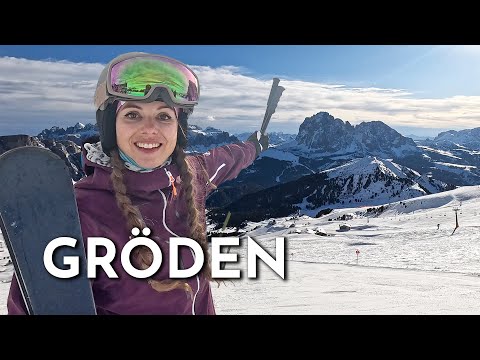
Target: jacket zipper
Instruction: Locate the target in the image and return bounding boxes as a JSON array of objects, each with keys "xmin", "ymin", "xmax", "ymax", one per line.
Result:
[
  {"xmin": 158, "ymin": 188, "xmax": 200, "ymax": 315},
  {"xmin": 164, "ymin": 168, "xmax": 177, "ymax": 200}
]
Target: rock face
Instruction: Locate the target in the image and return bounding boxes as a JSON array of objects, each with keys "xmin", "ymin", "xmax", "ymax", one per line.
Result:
[
  {"xmin": 295, "ymin": 112, "xmax": 418, "ymax": 158},
  {"xmin": 296, "ymin": 112, "xmax": 356, "ymax": 153}
]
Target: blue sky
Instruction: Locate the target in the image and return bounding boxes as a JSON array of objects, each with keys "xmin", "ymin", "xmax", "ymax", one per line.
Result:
[{"xmin": 1, "ymin": 45, "xmax": 479, "ymax": 137}]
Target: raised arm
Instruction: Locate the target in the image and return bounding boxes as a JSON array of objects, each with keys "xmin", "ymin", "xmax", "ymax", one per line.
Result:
[{"xmin": 189, "ymin": 133, "xmax": 267, "ymax": 194}]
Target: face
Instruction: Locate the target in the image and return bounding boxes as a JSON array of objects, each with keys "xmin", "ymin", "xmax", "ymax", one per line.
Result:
[{"xmin": 116, "ymin": 101, "xmax": 178, "ymax": 169}]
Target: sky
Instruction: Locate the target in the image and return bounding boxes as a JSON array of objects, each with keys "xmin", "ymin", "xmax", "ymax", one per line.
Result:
[
  {"xmin": 3, "ymin": 184, "xmax": 480, "ymax": 314},
  {"xmin": 0, "ymin": 45, "xmax": 480, "ymax": 137}
]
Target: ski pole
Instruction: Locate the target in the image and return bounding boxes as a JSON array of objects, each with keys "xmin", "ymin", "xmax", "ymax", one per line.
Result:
[
  {"xmin": 260, "ymin": 78, "xmax": 285, "ymax": 135},
  {"xmin": 217, "ymin": 80, "xmax": 284, "ymax": 270}
]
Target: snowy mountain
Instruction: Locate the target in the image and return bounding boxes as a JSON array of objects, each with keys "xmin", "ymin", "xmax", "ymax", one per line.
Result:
[
  {"xmin": 38, "ymin": 122, "xmax": 98, "ymax": 146},
  {"xmin": 404, "ymin": 147, "xmax": 480, "ymax": 186},
  {"xmin": 290, "ymin": 112, "xmax": 419, "ymax": 158},
  {"xmin": 422, "ymin": 128, "xmax": 480, "ymax": 150},
  {"xmin": 3, "ymin": 112, "xmax": 480, "ymax": 216},
  {"xmin": 186, "ymin": 125, "xmax": 239, "ymax": 153},
  {"xmin": 406, "ymin": 128, "xmax": 480, "ymax": 184},
  {"xmin": 207, "ymin": 156, "xmax": 455, "ymax": 228},
  {"xmin": 322, "ymin": 157, "xmax": 454, "ymax": 201},
  {"xmin": 235, "ymin": 131, "xmax": 296, "ymax": 146},
  {"xmin": 243, "ymin": 112, "xmax": 480, "ymax": 190},
  {"xmin": 26, "ymin": 114, "xmax": 480, "ymax": 192},
  {"xmin": 209, "ymin": 112, "xmax": 467, "ymax": 208}
]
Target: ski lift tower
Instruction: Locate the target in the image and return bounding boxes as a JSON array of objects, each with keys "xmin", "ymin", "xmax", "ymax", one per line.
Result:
[{"xmin": 452, "ymin": 206, "xmax": 460, "ymax": 235}]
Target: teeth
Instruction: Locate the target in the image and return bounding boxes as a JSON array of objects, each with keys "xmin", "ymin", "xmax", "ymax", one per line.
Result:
[{"xmin": 136, "ymin": 143, "xmax": 160, "ymax": 149}]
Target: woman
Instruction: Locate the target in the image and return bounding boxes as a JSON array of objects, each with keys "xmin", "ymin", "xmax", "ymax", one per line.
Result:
[{"xmin": 7, "ymin": 51, "xmax": 268, "ymax": 315}]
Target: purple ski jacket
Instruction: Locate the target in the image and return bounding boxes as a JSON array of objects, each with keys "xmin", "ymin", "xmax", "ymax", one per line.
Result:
[{"xmin": 7, "ymin": 140, "xmax": 258, "ymax": 315}]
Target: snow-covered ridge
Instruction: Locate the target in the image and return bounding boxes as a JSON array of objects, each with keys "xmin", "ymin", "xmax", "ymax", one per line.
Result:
[
  {"xmin": 324, "ymin": 157, "xmax": 409, "ymax": 180},
  {"xmin": 417, "ymin": 146, "xmax": 462, "ymax": 159},
  {"xmin": 433, "ymin": 128, "xmax": 480, "ymax": 150},
  {"xmin": 38, "ymin": 122, "xmax": 98, "ymax": 145},
  {"xmin": 297, "ymin": 156, "xmax": 453, "ymax": 214}
]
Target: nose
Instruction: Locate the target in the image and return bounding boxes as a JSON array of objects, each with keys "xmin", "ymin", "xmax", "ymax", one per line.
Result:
[{"xmin": 140, "ymin": 115, "xmax": 159, "ymax": 134}]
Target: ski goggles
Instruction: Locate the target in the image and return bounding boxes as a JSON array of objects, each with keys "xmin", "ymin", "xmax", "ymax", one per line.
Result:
[{"xmin": 98, "ymin": 54, "xmax": 200, "ymax": 110}]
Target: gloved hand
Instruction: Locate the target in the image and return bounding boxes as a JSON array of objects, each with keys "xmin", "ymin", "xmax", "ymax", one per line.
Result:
[{"xmin": 247, "ymin": 130, "xmax": 269, "ymax": 156}]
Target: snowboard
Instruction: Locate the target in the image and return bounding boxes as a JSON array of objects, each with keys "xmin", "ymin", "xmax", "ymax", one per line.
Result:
[{"xmin": 0, "ymin": 146, "xmax": 96, "ymax": 314}]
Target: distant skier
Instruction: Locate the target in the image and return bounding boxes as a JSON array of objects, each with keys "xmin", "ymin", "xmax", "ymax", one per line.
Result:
[
  {"xmin": 437, "ymin": 224, "xmax": 440, "ymax": 230},
  {"xmin": 7, "ymin": 51, "xmax": 270, "ymax": 315}
]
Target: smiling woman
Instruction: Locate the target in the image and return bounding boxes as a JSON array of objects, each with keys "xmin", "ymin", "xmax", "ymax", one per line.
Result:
[
  {"xmin": 6, "ymin": 51, "xmax": 270, "ymax": 315},
  {"xmin": 115, "ymin": 101, "xmax": 179, "ymax": 170}
]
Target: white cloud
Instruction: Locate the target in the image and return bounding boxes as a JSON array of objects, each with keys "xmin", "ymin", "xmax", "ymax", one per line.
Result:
[{"xmin": 1, "ymin": 56, "xmax": 479, "ymax": 136}]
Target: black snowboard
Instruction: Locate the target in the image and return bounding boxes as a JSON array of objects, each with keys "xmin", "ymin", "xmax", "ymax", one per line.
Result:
[{"xmin": 0, "ymin": 146, "xmax": 96, "ymax": 314}]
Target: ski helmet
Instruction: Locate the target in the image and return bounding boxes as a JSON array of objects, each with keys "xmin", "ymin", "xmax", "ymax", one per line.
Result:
[{"xmin": 93, "ymin": 52, "xmax": 199, "ymax": 156}]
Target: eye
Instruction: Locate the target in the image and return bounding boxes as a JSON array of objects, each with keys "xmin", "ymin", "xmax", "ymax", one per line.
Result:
[
  {"xmin": 157, "ymin": 112, "xmax": 174, "ymax": 121},
  {"xmin": 124, "ymin": 111, "xmax": 140, "ymax": 120}
]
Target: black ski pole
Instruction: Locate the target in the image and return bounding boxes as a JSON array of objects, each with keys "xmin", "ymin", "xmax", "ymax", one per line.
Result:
[
  {"xmin": 218, "ymin": 80, "xmax": 285, "ymax": 271},
  {"xmin": 260, "ymin": 78, "xmax": 285, "ymax": 135}
]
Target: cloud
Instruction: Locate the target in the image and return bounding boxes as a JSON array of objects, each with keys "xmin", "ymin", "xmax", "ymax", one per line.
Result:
[{"xmin": 0, "ymin": 56, "xmax": 479, "ymax": 137}]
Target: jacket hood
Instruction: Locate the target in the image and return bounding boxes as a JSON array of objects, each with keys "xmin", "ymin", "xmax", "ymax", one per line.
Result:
[{"xmin": 76, "ymin": 142, "xmax": 181, "ymax": 195}]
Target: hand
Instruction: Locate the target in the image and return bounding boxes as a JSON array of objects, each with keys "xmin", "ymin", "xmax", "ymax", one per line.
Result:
[{"xmin": 247, "ymin": 131, "xmax": 269, "ymax": 156}]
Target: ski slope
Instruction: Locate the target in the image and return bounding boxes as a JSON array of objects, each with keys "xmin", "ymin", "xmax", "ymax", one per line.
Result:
[
  {"xmin": 235, "ymin": 185, "xmax": 480, "ymax": 275},
  {"xmin": 2, "ymin": 185, "xmax": 480, "ymax": 314}
]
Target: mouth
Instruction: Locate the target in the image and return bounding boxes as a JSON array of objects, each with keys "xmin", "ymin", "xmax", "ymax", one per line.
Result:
[{"xmin": 134, "ymin": 142, "xmax": 163, "ymax": 153}]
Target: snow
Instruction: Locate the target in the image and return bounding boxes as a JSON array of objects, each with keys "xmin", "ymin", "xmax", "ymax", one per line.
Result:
[
  {"xmin": 418, "ymin": 146, "xmax": 463, "ymax": 160},
  {"xmin": 391, "ymin": 144, "xmax": 418, "ymax": 157},
  {"xmin": 309, "ymin": 156, "xmax": 440, "ymax": 209},
  {"xmin": 260, "ymin": 148, "xmax": 300, "ymax": 163},
  {"xmin": 433, "ymin": 162, "xmax": 477, "ymax": 171},
  {"xmin": 277, "ymin": 140, "xmax": 361, "ymax": 159},
  {"xmin": 189, "ymin": 128, "xmax": 208, "ymax": 136},
  {"xmin": 434, "ymin": 129, "xmax": 480, "ymax": 150},
  {"xmin": 455, "ymin": 148, "xmax": 480, "ymax": 155},
  {"xmin": 3, "ymin": 185, "xmax": 480, "ymax": 314},
  {"xmin": 259, "ymin": 148, "xmax": 317, "ymax": 183},
  {"xmin": 324, "ymin": 157, "xmax": 406, "ymax": 179},
  {"xmin": 432, "ymin": 163, "xmax": 479, "ymax": 180},
  {"xmin": 211, "ymin": 261, "xmax": 480, "ymax": 314}
]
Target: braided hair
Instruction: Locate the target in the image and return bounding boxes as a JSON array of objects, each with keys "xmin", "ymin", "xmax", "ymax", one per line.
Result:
[{"xmin": 109, "ymin": 110, "xmax": 216, "ymax": 295}]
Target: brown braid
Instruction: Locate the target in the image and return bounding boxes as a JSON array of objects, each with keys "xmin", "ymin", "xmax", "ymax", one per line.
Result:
[
  {"xmin": 109, "ymin": 150, "xmax": 192, "ymax": 295},
  {"xmin": 172, "ymin": 145, "xmax": 213, "ymax": 281},
  {"xmin": 110, "ymin": 151, "xmax": 145, "ymax": 231}
]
